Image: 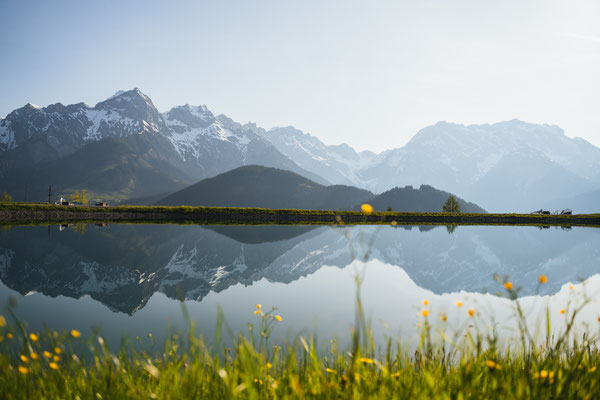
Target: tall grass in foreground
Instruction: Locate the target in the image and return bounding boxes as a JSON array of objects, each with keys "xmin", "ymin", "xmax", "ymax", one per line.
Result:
[
  {"xmin": 1, "ymin": 289, "xmax": 600, "ymax": 400},
  {"xmin": 1, "ymin": 217, "xmax": 600, "ymax": 398}
]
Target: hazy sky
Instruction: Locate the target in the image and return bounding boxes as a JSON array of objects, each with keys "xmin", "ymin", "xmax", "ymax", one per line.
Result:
[{"xmin": 1, "ymin": 0, "xmax": 599, "ymax": 152}]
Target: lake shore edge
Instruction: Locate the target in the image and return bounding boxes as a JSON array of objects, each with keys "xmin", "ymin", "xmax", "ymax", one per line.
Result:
[{"xmin": 1, "ymin": 203, "xmax": 599, "ymax": 226}]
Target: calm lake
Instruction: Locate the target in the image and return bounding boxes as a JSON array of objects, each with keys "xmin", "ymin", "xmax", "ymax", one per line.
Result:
[{"xmin": 1, "ymin": 223, "xmax": 599, "ymax": 349}]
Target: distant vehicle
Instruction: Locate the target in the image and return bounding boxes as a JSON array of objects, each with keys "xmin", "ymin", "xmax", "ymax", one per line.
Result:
[
  {"xmin": 56, "ymin": 197, "xmax": 73, "ymax": 206},
  {"xmin": 531, "ymin": 209, "xmax": 551, "ymax": 215},
  {"xmin": 95, "ymin": 201, "xmax": 109, "ymax": 207},
  {"xmin": 561, "ymin": 209, "xmax": 572, "ymax": 215}
]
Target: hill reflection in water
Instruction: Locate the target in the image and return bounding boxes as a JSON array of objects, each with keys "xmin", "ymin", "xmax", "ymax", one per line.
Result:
[{"xmin": 0, "ymin": 223, "xmax": 599, "ymax": 347}]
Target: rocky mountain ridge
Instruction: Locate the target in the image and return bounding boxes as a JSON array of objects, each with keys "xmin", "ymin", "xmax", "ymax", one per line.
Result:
[{"xmin": 2, "ymin": 89, "xmax": 599, "ymax": 211}]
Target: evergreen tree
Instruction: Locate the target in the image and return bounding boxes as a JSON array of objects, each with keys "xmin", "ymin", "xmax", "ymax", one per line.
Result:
[{"xmin": 443, "ymin": 195, "xmax": 461, "ymax": 213}]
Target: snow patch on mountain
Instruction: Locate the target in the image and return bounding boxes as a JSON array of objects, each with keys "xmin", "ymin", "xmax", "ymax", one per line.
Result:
[{"xmin": 0, "ymin": 120, "xmax": 15, "ymax": 150}]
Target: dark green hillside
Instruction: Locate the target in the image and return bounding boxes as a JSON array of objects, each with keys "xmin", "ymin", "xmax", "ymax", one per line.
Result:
[
  {"xmin": 365, "ymin": 184, "xmax": 486, "ymax": 213},
  {"xmin": 0, "ymin": 135, "xmax": 194, "ymax": 202},
  {"xmin": 156, "ymin": 165, "xmax": 373, "ymax": 209}
]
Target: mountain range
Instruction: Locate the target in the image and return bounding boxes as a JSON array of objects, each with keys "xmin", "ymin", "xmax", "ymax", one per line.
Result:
[{"xmin": 2, "ymin": 88, "xmax": 599, "ymax": 212}]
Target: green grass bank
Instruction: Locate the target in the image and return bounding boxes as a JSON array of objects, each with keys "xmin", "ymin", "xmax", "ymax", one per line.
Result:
[{"xmin": 1, "ymin": 202, "xmax": 599, "ymax": 226}]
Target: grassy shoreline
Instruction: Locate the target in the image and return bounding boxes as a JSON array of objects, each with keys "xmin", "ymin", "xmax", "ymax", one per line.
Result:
[{"xmin": 1, "ymin": 202, "xmax": 599, "ymax": 227}]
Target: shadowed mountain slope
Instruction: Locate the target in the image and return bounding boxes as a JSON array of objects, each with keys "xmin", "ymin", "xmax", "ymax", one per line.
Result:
[{"xmin": 156, "ymin": 165, "xmax": 373, "ymax": 210}]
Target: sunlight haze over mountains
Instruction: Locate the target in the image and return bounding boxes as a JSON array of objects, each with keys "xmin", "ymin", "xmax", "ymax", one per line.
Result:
[{"xmin": 1, "ymin": 0, "xmax": 599, "ymax": 152}]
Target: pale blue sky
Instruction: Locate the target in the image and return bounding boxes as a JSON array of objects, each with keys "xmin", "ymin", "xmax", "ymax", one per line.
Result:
[{"xmin": 1, "ymin": 0, "xmax": 599, "ymax": 151}]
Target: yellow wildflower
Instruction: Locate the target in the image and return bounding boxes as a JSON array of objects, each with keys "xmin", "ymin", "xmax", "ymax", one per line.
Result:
[
  {"xmin": 7, "ymin": 333, "xmax": 13, "ymax": 339},
  {"xmin": 441, "ymin": 314, "xmax": 447, "ymax": 322},
  {"xmin": 71, "ymin": 329, "xmax": 81, "ymax": 338},
  {"xmin": 361, "ymin": 204, "xmax": 373, "ymax": 214},
  {"xmin": 53, "ymin": 355, "xmax": 60, "ymax": 362},
  {"xmin": 275, "ymin": 315, "xmax": 282, "ymax": 322},
  {"xmin": 54, "ymin": 347, "xmax": 62, "ymax": 354},
  {"xmin": 560, "ymin": 309, "xmax": 565, "ymax": 314},
  {"xmin": 49, "ymin": 362, "xmax": 59, "ymax": 370},
  {"xmin": 0, "ymin": 314, "xmax": 6, "ymax": 327},
  {"xmin": 486, "ymin": 360, "xmax": 496, "ymax": 368},
  {"xmin": 540, "ymin": 370, "xmax": 549, "ymax": 379},
  {"xmin": 20, "ymin": 355, "xmax": 29, "ymax": 363},
  {"xmin": 467, "ymin": 309, "xmax": 475, "ymax": 317},
  {"xmin": 43, "ymin": 351, "xmax": 52, "ymax": 358},
  {"xmin": 254, "ymin": 310, "xmax": 260, "ymax": 315},
  {"xmin": 30, "ymin": 352, "xmax": 39, "ymax": 360},
  {"xmin": 423, "ymin": 300, "xmax": 429, "ymax": 306},
  {"xmin": 266, "ymin": 362, "xmax": 273, "ymax": 369},
  {"xmin": 456, "ymin": 301, "xmax": 463, "ymax": 308},
  {"xmin": 421, "ymin": 309, "xmax": 429, "ymax": 317},
  {"xmin": 29, "ymin": 333, "xmax": 39, "ymax": 342},
  {"xmin": 569, "ymin": 284, "xmax": 574, "ymax": 290},
  {"xmin": 539, "ymin": 275, "xmax": 548, "ymax": 284},
  {"xmin": 504, "ymin": 282, "xmax": 513, "ymax": 291},
  {"xmin": 360, "ymin": 357, "xmax": 374, "ymax": 364},
  {"xmin": 589, "ymin": 366, "xmax": 598, "ymax": 373},
  {"xmin": 326, "ymin": 368, "xmax": 336, "ymax": 374},
  {"xmin": 18, "ymin": 366, "xmax": 28, "ymax": 374},
  {"xmin": 255, "ymin": 304, "xmax": 261, "ymax": 310}
]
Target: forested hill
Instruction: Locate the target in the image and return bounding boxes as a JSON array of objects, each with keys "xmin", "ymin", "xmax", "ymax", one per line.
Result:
[
  {"xmin": 363, "ymin": 185, "xmax": 486, "ymax": 213},
  {"xmin": 155, "ymin": 165, "xmax": 373, "ymax": 210}
]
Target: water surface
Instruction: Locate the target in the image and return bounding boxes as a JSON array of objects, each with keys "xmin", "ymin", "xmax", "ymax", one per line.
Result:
[{"xmin": 1, "ymin": 223, "xmax": 599, "ymax": 348}]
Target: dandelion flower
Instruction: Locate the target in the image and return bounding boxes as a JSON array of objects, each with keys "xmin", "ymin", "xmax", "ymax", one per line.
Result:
[
  {"xmin": 589, "ymin": 366, "xmax": 598, "ymax": 373},
  {"xmin": 29, "ymin": 333, "xmax": 39, "ymax": 342},
  {"xmin": 486, "ymin": 360, "xmax": 496, "ymax": 368},
  {"xmin": 20, "ymin": 355, "xmax": 29, "ymax": 363},
  {"xmin": 504, "ymin": 282, "xmax": 513, "ymax": 291},
  {"xmin": 255, "ymin": 304, "xmax": 261, "ymax": 310},
  {"xmin": 421, "ymin": 309, "xmax": 429, "ymax": 317},
  {"xmin": 539, "ymin": 275, "xmax": 548, "ymax": 284},
  {"xmin": 441, "ymin": 315, "xmax": 447, "ymax": 322},
  {"xmin": 53, "ymin": 355, "xmax": 60, "ymax": 362},
  {"xmin": 0, "ymin": 314, "xmax": 6, "ymax": 327},
  {"xmin": 266, "ymin": 362, "xmax": 273, "ymax": 369},
  {"xmin": 71, "ymin": 329, "xmax": 81, "ymax": 338},
  {"xmin": 49, "ymin": 362, "xmax": 59, "ymax": 370},
  {"xmin": 253, "ymin": 310, "xmax": 260, "ymax": 315},
  {"xmin": 456, "ymin": 301, "xmax": 463, "ymax": 308},
  {"xmin": 423, "ymin": 300, "xmax": 429, "ymax": 306},
  {"xmin": 43, "ymin": 351, "xmax": 52, "ymax": 358},
  {"xmin": 360, "ymin": 357, "xmax": 374, "ymax": 364},
  {"xmin": 540, "ymin": 370, "xmax": 549, "ymax": 379},
  {"xmin": 275, "ymin": 315, "xmax": 282, "ymax": 322},
  {"xmin": 18, "ymin": 366, "xmax": 28, "ymax": 374},
  {"xmin": 7, "ymin": 333, "xmax": 13, "ymax": 339},
  {"xmin": 560, "ymin": 309, "xmax": 565, "ymax": 314},
  {"xmin": 569, "ymin": 284, "xmax": 574, "ymax": 290},
  {"xmin": 467, "ymin": 309, "xmax": 475, "ymax": 317},
  {"xmin": 361, "ymin": 204, "xmax": 373, "ymax": 214},
  {"xmin": 30, "ymin": 352, "xmax": 39, "ymax": 360},
  {"xmin": 326, "ymin": 368, "xmax": 336, "ymax": 374},
  {"xmin": 54, "ymin": 347, "xmax": 62, "ymax": 354}
]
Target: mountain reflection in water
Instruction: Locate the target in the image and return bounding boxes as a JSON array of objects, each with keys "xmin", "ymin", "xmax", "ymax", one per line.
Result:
[{"xmin": 0, "ymin": 223, "xmax": 599, "ymax": 347}]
